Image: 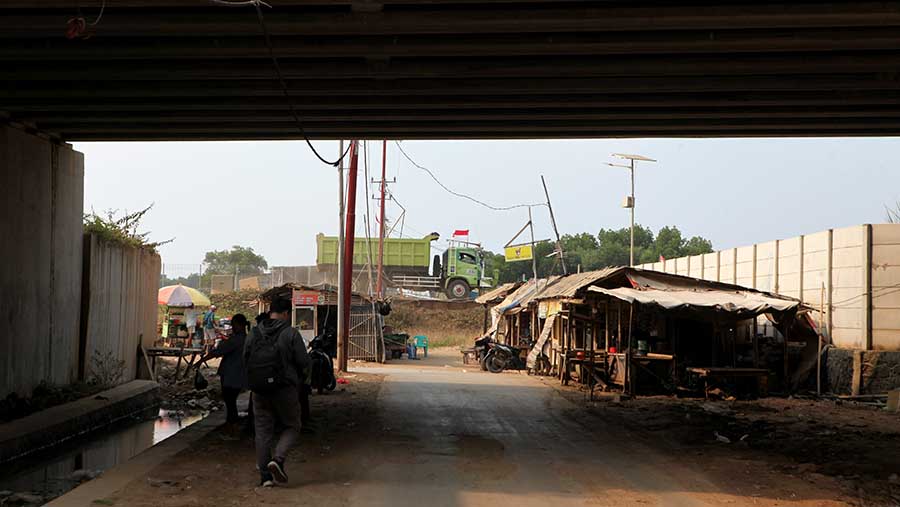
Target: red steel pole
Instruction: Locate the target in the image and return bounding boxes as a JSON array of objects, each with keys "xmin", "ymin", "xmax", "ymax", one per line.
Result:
[
  {"xmin": 376, "ymin": 140, "xmax": 387, "ymax": 298},
  {"xmin": 339, "ymin": 140, "xmax": 359, "ymax": 372}
]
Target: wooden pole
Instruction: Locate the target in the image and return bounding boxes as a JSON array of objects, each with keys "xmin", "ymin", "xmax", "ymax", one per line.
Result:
[
  {"xmin": 527, "ymin": 206, "xmax": 539, "ymax": 284},
  {"xmin": 818, "ymin": 282, "xmax": 825, "ymax": 396},
  {"xmin": 338, "ymin": 141, "xmax": 359, "ymax": 373},
  {"xmin": 541, "ymin": 175, "xmax": 567, "ymax": 275}
]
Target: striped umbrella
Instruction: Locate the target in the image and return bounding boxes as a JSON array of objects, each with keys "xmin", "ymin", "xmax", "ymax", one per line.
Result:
[{"xmin": 158, "ymin": 285, "xmax": 211, "ymax": 307}]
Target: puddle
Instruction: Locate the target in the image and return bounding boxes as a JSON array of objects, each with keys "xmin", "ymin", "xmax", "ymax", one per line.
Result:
[{"xmin": 0, "ymin": 408, "xmax": 208, "ymax": 505}]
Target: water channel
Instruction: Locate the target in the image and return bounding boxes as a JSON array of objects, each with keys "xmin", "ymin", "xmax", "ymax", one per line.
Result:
[{"xmin": 0, "ymin": 408, "xmax": 207, "ymax": 504}]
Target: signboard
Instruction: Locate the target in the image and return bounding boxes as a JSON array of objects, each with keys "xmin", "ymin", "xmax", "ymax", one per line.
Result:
[
  {"xmin": 292, "ymin": 289, "xmax": 320, "ymax": 306},
  {"xmin": 504, "ymin": 244, "xmax": 533, "ymax": 262}
]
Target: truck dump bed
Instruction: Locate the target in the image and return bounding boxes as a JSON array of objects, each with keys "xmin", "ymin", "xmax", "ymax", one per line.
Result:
[{"xmin": 316, "ymin": 233, "xmax": 434, "ymax": 275}]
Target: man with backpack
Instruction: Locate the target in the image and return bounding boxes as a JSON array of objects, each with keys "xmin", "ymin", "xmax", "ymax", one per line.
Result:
[{"xmin": 244, "ymin": 298, "xmax": 310, "ymax": 487}]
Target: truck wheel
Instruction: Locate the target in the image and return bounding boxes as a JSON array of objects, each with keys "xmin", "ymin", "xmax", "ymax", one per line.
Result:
[{"xmin": 446, "ymin": 279, "xmax": 470, "ymax": 299}]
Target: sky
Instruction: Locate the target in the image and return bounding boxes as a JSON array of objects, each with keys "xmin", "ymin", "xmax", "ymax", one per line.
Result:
[{"xmin": 76, "ymin": 138, "xmax": 899, "ymax": 275}]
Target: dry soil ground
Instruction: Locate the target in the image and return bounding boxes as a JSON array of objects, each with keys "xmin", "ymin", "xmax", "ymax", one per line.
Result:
[{"xmin": 89, "ymin": 348, "xmax": 897, "ymax": 507}]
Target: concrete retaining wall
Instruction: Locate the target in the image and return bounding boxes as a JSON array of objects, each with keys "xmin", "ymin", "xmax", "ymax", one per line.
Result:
[
  {"xmin": 0, "ymin": 380, "xmax": 159, "ymax": 464},
  {"xmin": 1, "ymin": 124, "xmax": 83, "ymax": 397},
  {"xmin": 81, "ymin": 235, "xmax": 161, "ymax": 383}
]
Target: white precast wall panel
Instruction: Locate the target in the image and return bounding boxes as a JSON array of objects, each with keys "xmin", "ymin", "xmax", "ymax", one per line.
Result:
[
  {"xmin": 872, "ymin": 225, "xmax": 900, "ymax": 350},
  {"xmin": 637, "ymin": 224, "xmax": 899, "ymax": 350},
  {"xmin": 831, "ymin": 227, "xmax": 864, "ymax": 349},
  {"xmin": 756, "ymin": 241, "xmax": 777, "ymax": 293},
  {"xmin": 802, "ymin": 231, "xmax": 830, "ymax": 309},
  {"xmin": 736, "ymin": 246, "xmax": 755, "ymax": 288},
  {"xmin": 702, "ymin": 252, "xmax": 719, "ymax": 282}
]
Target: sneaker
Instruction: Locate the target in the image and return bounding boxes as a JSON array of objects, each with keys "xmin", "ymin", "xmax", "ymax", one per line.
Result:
[
  {"xmin": 259, "ymin": 471, "xmax": 275, "ymax": 488},
  {"xmin": 267, "ymin": 459, "xmax": 288, "ymax": 483}
]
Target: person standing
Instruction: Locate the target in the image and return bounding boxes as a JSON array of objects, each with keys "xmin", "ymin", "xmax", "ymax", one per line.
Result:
[
  {"xmin": 197, "ymin": 313, "xmax": 248, "ymax": 426},
  {"xmin": 183, "ymin": 305, "xmax": 200, "ymax": 348},
  {"xmin": 245, "ymin": 298, "xmax": 310, "ymax": 487},
  {"xmin": 202, "ymin": 305, "xmax": 218, "ymax": 347}
]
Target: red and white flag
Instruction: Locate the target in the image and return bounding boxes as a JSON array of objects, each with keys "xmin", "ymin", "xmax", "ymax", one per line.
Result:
[
  {"xmin": 453, "ymin": 229, "xmax": 470, "ymax": 237},
  {"xmin": 659, "ymin": 254, "xmax": 666, "ymax": 262}
]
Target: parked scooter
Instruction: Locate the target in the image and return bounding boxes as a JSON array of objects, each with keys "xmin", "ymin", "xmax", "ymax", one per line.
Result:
[{"xmin": 309, "ymin": 328, "xmax": 337, "ymax": 394}]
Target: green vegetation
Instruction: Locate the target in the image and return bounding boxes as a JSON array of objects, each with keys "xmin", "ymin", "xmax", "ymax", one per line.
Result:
[
  {"xmin": 83, "ymin": 205, "xmax": 171, "ymax": 252},
  {"xmin": 204, "ymin": 245, "xmax": 268, "ymax": 276},
  {"xmin": 485, "ymin": 224, "xmax": 713, "ymax": 283}
]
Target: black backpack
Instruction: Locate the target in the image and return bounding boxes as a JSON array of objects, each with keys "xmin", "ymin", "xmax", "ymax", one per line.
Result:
[{"xmin": 246, "ymin": 327, "xmax": 285, "ymax": 393}]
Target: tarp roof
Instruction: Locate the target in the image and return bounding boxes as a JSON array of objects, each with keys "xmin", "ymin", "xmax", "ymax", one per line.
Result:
[
  {"xmin": 475, "ymin": 282, "xmax": 521, "ymax": 305},
  {"xmin": 588, "ymin": 285, "xmax": 800, "ymax": 318}
]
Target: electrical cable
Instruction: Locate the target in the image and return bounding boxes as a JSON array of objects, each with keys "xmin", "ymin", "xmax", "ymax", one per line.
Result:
[
  {"xmin": 393, "ymin": 141, "xmax": 545, "ymax": 212},
  {"xmin": 86, "ymin": 0, "xmax": 106, "ymax": 26},
  {"xmin": 212, "ymin": 0, "xmax": 350, "ymax": 167}
]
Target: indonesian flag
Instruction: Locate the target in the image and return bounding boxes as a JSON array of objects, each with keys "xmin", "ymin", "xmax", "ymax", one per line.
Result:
[
  {"xmin": 453, "ymin": 229, "xmax": 470, "ymax": 237},
  {"xmin": 659, "ymin": 254, "xmax": 666, "ymax": 262}
]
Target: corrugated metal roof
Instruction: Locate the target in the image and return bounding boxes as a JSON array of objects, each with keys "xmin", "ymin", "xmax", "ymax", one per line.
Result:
[
  {"xmin": 475, "ymin": 282, "xmax": 520, "ymax": 305},
  {"xmin": 533, "ymin": 267, "xmax": 625, "ymax": 300}
]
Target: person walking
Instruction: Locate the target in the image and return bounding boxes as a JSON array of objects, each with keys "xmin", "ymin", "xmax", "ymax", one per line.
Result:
[
  {"xmin": 202, "ymin": 305, "xmax": 218, "ymax": 347},
  {"xmin": 245, "ymin": 298, "xmax": 310, "ymax": 487},
  {"xmin": 196, "ymin": 313, "xmax": 248, "ymax": 426}
]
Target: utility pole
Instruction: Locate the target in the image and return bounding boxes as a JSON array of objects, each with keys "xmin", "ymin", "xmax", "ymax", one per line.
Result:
[
  {"xmin": 541, "ymin": 175, "xmax": 567, "ymax": 275},
  {"xmin": 527, "ymin": 206, "xmax": 539, "ymax": 284},
  {"xmin": 337, "ymin": 140, "xmax": 347, "ymax": 373},
  {"xmin": 607, "ymin": 153, "xmax": 656, "ymax": 266},
  {"xmin": 338, "ymin": 141, "xmax": 358, "ymax": 373},
  {"xmin": 376, "ymin": 140, "xmax": 387, "ymax": 298}
]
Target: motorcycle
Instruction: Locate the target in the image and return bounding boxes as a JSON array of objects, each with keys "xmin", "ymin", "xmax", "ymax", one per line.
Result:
[
  {"xmin": 483, "ymin": 341, "xmax": 528, "ymax": 374},
  {"xmin": 474, "ymin": 335, "xmax": 494, "ymax": 371},
  {"xmin": 308, "ymin": 328, "xmax": 337, "ymax": 394}
]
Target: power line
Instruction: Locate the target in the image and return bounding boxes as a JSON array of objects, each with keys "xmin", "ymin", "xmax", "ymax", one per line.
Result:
[
  {"xmin": 393, "ymin": 141, "xmax": 546, "ymax": 212},
  {"xmin": 213, "ymin": 0, "xmax": 350, "ymax": 167}
]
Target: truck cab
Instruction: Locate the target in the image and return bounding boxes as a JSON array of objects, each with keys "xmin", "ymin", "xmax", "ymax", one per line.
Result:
[{"xmin": 441, "ymin": 246, "xmax": 485, "ymax": 299}]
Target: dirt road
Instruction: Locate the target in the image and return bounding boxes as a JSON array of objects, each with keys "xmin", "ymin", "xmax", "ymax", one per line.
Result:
[{"xmin": 100, "ymin": 349, "xmax": 858, "ymax": 507}]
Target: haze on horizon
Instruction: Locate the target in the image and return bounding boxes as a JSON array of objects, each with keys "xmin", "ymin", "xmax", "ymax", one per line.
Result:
[{"xmin": 77, "ymin": 138, "xmax": 898, "ymax": 271}]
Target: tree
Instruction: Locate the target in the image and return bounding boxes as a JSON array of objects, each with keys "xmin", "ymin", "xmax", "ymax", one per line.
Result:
[
  {"xmin": 203, "ymin": 246, "xmax": 268, "ymax": 277},
  {"xmin": 597, "ymin": 225, "xmax": 655, "ymax": 267},
  {"xmin": 485, "ymin": 224, "xmax": 713, "ymax": 284}
]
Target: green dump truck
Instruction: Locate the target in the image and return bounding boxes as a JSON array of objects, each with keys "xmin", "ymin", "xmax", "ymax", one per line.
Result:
[{"xmin": 315, "ymin": 233, "xmax": 490, "ymax": 299}]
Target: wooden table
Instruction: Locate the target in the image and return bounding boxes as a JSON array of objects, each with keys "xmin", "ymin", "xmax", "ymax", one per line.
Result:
[
  {"xmin": 686, "ymin": 367, "xmax": 769, "ymax": 398},
  {"xmin": 145, "ymin": 346, "xmax": 204, "ymax": 380}
]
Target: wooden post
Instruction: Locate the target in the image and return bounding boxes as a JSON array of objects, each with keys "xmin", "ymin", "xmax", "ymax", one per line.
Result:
[
  {"xmin": 818, "ymin": 283, "xmax": 825, "ymax": 396},
  {"xmin": 625, "ymin": 304, "xmax": 635, "ymax": 396},
  {"xmin": 851, "ymin": 350, "xmax": 863, "ymax": 396},
  {"xmin": 482, "ymin": 305, "xmax": 489, "ymax": 334}
]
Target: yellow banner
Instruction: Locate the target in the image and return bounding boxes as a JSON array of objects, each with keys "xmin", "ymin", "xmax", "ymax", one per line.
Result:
[{"xmin": 504, "ymin": 244, "xmax": 533, "ymax": 262}]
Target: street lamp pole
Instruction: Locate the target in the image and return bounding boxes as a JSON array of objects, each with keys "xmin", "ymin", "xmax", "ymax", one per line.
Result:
[
  {"xmin": 608, "ymin": 153, "xmax": 656, "ymax": 266},
  {"xmin": 629, "ymin": 157, "xmax": 635, "ymax": 266}
]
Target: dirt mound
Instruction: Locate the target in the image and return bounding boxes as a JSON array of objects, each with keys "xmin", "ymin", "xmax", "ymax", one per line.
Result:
[{"xmin": 385, "ymin": 300, "xmax": 484, "ymax": 348}]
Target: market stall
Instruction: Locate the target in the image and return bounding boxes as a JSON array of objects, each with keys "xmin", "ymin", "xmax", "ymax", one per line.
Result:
[{"xmin": 157, "ymin": 284, "xmax": 211, "ymax": 348}]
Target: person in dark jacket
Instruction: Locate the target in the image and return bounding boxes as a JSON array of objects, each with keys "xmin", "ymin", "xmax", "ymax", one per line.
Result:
[
  {"xmin": 197, "ymin": 313, "xmax": 249, "ymax": 425},
  {"xmin": 244, "ymin": 298, "xmax": 310, "ymax": 487}
]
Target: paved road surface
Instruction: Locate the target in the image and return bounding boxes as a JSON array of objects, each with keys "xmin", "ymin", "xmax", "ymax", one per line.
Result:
[
  {"xmin": 343, "ymin": 361, "xmax": 842, "ymax": 507},
  {"xmin": 92, "ymin": 352, "xmax": 849, "ymax": 507}
]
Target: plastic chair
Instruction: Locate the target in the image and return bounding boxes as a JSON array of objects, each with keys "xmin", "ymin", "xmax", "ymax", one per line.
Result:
[{"xmin": 414, "ymin": 335, "xmax": 429, "ymax": 358}]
